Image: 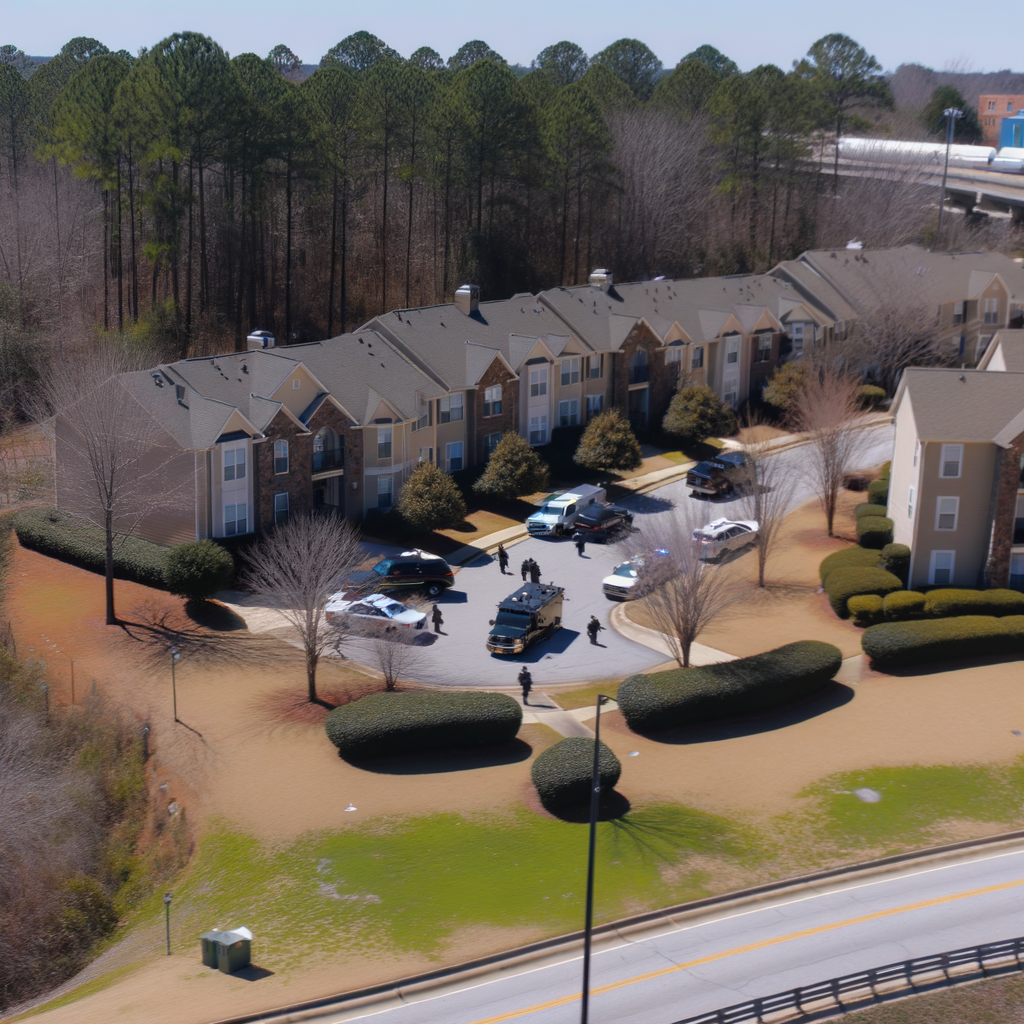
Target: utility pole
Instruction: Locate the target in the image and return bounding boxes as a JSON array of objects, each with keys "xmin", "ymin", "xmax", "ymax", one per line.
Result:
[
  {"xmin": 935, "ymin": 107, "xmax": 963, "ymax": 249},
  {"xmin": 580, "ymin": 694, "xmax": 610, "ymax": 1024},
  {"xmin": 164, "ymin": 892, "xmax": 173, "ymax": 955}
]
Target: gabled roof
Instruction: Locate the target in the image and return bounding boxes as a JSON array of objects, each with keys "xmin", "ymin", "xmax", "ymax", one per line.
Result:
[
  {"xmin": 978, "ymin": 329, "xmax": 1024, "ymax": 371},
  {"xmin": 891, "ymin": 367, "xmax": 1024, "ymax": 446}
]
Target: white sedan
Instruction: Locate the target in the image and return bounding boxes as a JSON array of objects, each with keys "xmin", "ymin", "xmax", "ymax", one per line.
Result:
[
  {"xmin": 325, "ymin": 592, "xmax": 427, "ymax": 629},
  {"xmin": 693, "ymin": 518, "xmax": 759, "ymax": 561}
]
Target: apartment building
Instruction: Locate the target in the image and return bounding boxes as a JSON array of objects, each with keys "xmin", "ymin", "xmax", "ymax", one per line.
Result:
[{"xmin": 979, "ymin": 94, "xmax": 1024, "ymax": 147}]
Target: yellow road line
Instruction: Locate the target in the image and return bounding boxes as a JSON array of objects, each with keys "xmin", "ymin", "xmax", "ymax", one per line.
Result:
[{"xmin": 465, "ymin": 875, "xmax": 1024, "ymax": 1024}]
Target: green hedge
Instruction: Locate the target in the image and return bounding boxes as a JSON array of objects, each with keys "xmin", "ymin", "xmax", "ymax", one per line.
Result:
[
  {"xmin": 617, "ymin": 641, "xmax": 842, "ymax": 733},
  {"xmin": 856, "ymin": 515, "xmax": 894, "ymax": 549},
  {"xmin": 867, "ymin": 479, "xmax": 888, "ymax": 505},
  {"xmin": 325, "ymin": 691, "xmax": 522, "ymax": 760},
  {"xmin": 13, "ymin": 508, "xmax": 169, "ymax": 589},
  {"xmin": 165, "ymin": 540, "xmax": 235, "ymax": 602},
  {"xmin": 862, "ymin": 615, "xmax": 1024, "ymax": 668},
  {"xmin": 824, "ymin": 567, "xmax": 903, "ymax": 617},
  {"xmin": 923, "ymin": 588, "xmax": 1024, "ymax": 618},
  {"xmin": 530, "ymin": 737, "xmax": 621, "ymax": 811},
  {"xmin": 883, "ymin": 590, "xmax": 926, "ymax": 620},
  {"xmin": 848, "ymin": 594, "xmax": 884, "ymax": 627},
  {"xmin": 854, "ymin": 503, "xmax": 888, "ymax": 520},
  {"xmin": 879, "ymin": 543, "xmax": 910, "ymax": 584},
  {"xmin": 819, "ymin": 546, "xmax": 881, "ymax": 583}
]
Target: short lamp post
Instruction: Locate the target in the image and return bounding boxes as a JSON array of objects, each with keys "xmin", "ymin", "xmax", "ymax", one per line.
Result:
[
  {"xmin": 580, "ymin": 694, "xmax": 611, "ymax": 1024},
  {"xmin": 935, "ymin": 106, "xmax": 963, "ymax": 247},
  {"xmin": 170, "ymin": 647, "xmax": 180, "ymax": 723},
  {"xmin": 164, "ymin": 891, "xmax": 173, "ymax": 955}
]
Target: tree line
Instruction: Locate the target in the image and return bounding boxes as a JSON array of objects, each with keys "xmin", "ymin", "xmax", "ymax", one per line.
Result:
[{"xmin": 0, "ymin": 31, "xmax": 1010, "ymax": 364}]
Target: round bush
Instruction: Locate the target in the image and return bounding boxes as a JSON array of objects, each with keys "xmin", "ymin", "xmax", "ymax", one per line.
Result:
[
  {"xmin": 848, "ymin": 594, "xmax": 884, "ymax": 627},
  {"xmin": 325, "ymin": 691, "xmax": 522, "ymax": 760},
  {"xmin": 883, "ymin": 590, "xmax": 926, "ymax": 621},
  {"xmin": 867, "ymin": 479, "xmax": 889, "ymax": 505},
  {"xmin": 824, "ymin": 567, "xmax": 902, "ymax": 617},
  {"xmin": 617, "ymin": 641, "xmax": 842, "ymax": 733},
  {"xmin": 531, "ymin": 737, "xmax": 621, "ymax": 811},
  {"xmin": 819, "ymin": 546, "xmax": 880, "ymax": 584},
  {"xmin": 856, "ymin": 515, "xmax": 894, "ymax": 550},
  {"xmin": 923, "ymin": 588, "xmax": 1024, "ymax": 618},
  {"xmin": 854, "ymin": 503, "xmax": 888, "ymax": 520},
  {"xmin": 862, "ymin": 615, "xmax": 1024, "ymax": 669},
  {"xmin": 879, "ymin": 543, "xmax": 910, "ymax": 584},
  {"xmin": 165, "ymin": 540, "xmax": 235, "ymax": 602}
]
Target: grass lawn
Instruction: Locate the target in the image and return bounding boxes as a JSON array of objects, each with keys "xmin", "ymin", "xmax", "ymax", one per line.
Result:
[
  {"xmin": 840, "ymin": 973, "xmax": 1024, "ymax": 1023},
  {"xmin": 555, "ymin": 680, "xmax": 624, "ymax": 710}
]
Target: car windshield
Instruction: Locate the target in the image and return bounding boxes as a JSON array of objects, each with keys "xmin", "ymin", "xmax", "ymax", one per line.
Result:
[
  {"xmin": 381, "ymin": 601, "xmax": 407, "ymax": 616},
  {"xmin": 613, "ymin": 565, "xmax": 638, "ymax": 578},
  {"xmin": 538, "ymin": 503, "xmax": 567, "ymax": 516},
  {"xmin": 494, "ymin": 608, "xmax": 531, "ymax": 629},
  {"xmin": 372, "ymin": 560, "xmax": 393, "ymax": 576}
]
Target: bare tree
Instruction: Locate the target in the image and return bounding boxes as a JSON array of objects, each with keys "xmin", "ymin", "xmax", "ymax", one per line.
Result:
[
  {"xmin": 790, "ymin": 365, "xmax": 862, "ymax": 537},
  {"xmin": 628, "ymin": 508, "xmax": 737, "ymax": 668},
  {"xmin": 740, "ymin": 427, "xmax": 797, "ymax": 588},
  {"xmin": 41, "ymin": 346, "xmax": 184, "ymax": 624},
  {"xmin": 242, "ymin": 513, "xmax": 366, "ymax": 704},
  {"xmin": 372, "ymin": 630, "xmax": 419, "ymax": 691}
]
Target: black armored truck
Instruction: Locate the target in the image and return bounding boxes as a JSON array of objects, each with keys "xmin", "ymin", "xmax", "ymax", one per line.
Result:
[{"xmin": 486, "ymin": 583, "xmax": 565, "ymax": 655}]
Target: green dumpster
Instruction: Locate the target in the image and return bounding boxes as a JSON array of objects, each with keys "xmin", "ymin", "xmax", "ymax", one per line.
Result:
[{"xmin": 199, "ymin": 927, "xmax": 252, "ymax": 973}]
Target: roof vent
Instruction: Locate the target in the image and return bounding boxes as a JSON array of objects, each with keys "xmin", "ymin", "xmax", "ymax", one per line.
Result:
[
  {"xmin": 589, "ymin": 269, "xmax": 613, "ymax": 292},
  {"xmin": 246, "ymin": 330, "xmax": 275, "ymax": 351},
  {"xmin": 454, "ymin": 284, "xmax": 480, "ymax": 316}
]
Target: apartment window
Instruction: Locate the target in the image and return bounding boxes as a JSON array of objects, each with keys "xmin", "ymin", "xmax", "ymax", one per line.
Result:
[
  {"xmin": 756, "ymin": 334, "xmax": 772, "ymax": 363},
  {"xmin": 291, "ymin": 378, "xmax": 301, "ymax": 390},
  {"xmin": 1010, "ymin": 553, "xmax": 1024, "ymax": 592},
  {"xmin": 691, "ymin": 346, "xmax": 704, "ymax": 369},
  {"xmin": 558, "ymin": 399, "xmax": 579, "ymax": 427},
  {"xmin": 483, "ymin": 385, "xmax": 502, "ymax": 417},
  {"xmin": 952, "ymin": 301, "xmax": 964, "ymax": 325},
  {"xmin": 586, "ymin": 354, "xmax": 603, "ymax": 379},
  {"xmin": 664, "ymin": 346, "xmax": 682, "ymax": 365},
  {"xmin": 377, "ymin": 476, "xmax": 393, "ymax": 509},
  {"xmin": 586, "ymin": 394, "xmax": 603, "ymax": 417},
  {"xmin": 377, "ymin": 426, "xmax": 392, "ymax": 459},
  {"xmin": 273, "ymin": 492, "xmax": 289, "ymax": 524},
  {"xmin": 484, "ymin": 432, "xmax": 501, "ymax": 455},
  {"xmin": 529, "ymin": 366, "xmax": 548, "ymax": 397},
  {"xmin": 418, "ymin": 446, "xmax": 434, "ymax": 464},
  {"xmin": 790, "ymin": 322, "xmax": 805, "ymax": 356},
  {"xmin": 628, "ymin": 349, "xmax": 648, "ymax": 385},
  {"xmin": 224, "ymin": 447, "xmax": 246, "ymax": 481},
  {"xmin": 908, "ymin": 485, "xmax": 916, "ymax": 519},
  {"xmin": 935, "ymin": 496, "xmax": 959, "ymax": 531},
  {"xmin": 983, "ymin": 298, "xmax": 999, "ymax": 325},
  {"xmin": 224, "ymin": 502, "xmax": 247, "ymax": 536},
  {"xmin": 529, "ymin": 415, "xmax": 548, "ymax": 445},
  {"xmin": 445, "ymin": 441, "xmax": 463, "ymax": 473},
  {"xmin": 439, "ymin": 393, "xmax": 464, "ymax": 423},
  {"xmin": 940, "ymin": 444, "xmax": 962, "ymax": 478},
  {"xmin": 1009, "ymin": 102, "xmax": 1015, "ymax": 112},
  {"xmin": 725, "ymin": 338, "xmax": 739, "ymax": 364},
  {"xmin": 929, "ymin": 550, "xmax": 955, "ymax": 586},
  {"xmin": 988, "ymin": 101, "xmax": 996, "ymax": 111},
  {"xmin": 273, "ymin": 440, "xmax": 289, "ymax": 474},
  {"xmin": 1014, "ymin": 494, "xmax": 1024, "ymax": 545},
  {"xmin": 560, "ymin": 357, "xmax": 580, "ymax": 386}
]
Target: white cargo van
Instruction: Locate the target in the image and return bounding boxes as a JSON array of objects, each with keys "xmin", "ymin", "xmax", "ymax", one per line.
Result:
[{"xmin": 526, "ymin": 484, "xmax": 606, "ymax": 537}]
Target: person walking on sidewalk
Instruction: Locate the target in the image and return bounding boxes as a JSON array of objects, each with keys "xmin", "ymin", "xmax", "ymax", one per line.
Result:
[
  {"xmin": 497, "ymin": 543, "xmax": 510, "ymax": 575},
  {"xmin": 573, "ymin": 531, "xmax": 587, "ymax": 557},
  {"xmin": 586, "ymin": 615, "xmax": 604, "ymax": 645},
  {"xmin": 529, "ymin": 559, "xmax": 542, "ymax": 584},
  {"xmin": 431, "ymin": 604, "xmax": 444, "ymax": 634},
  {"xmin": 518, "ymin": 667, "xmax": 533, "ymax": 705},
  {"xmin": 520, "ymin": 558, "xmax": 530, "ymax": 581}
]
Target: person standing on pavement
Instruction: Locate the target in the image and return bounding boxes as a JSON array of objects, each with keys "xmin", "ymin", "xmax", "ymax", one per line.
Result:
[
  {"xmin": 529, "ymin": 559, "xmax": 542, "ymax": 584},
  {"xmin": 431, "ymin": 604, "xmax": 444, "ymax": 634},
  {"xmin": 497, "ymin": 543, "xmax": 510, "ymax": 575},
  {"xmin": 518, "ymin": 666, "xmax": 533, "ymax": 705},
  {"xmin": 573, "ymin": 531, "xmax": 587, "ymax": 557},
  {"xmin": 587, "ymin": 615, "xmax": 604, "ymax": 645},
  {"xmin": 520, "ymin": 558, "xmax": 530, "ymax": 581}
]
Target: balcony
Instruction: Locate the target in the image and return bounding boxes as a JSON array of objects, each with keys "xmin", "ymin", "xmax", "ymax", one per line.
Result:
[{"xmin": 312, "ymin": 448, "xmax": 344, "ymax": 474}]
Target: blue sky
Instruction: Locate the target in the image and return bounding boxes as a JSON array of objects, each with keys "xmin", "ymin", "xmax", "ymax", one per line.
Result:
[{"xmin": 3, "ymin": 0, "xmax": 1008, "ymax": 73}]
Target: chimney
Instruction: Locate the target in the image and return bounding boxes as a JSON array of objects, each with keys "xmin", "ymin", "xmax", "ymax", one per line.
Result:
[
  {"xmin": 454, "ymin": 284, "xmax": 480, "ymax": 316},
  {"xmin": 589, "ymin": 269, "xmax": 613, "ymax": 292}
]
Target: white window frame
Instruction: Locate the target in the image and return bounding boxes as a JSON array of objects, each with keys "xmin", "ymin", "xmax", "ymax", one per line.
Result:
[
  {"xmin": 529, "ymin": 366, "xmax": 548, "ymax": 397},
  {"xmin": 725, "ymin": 336, "xmax": 740, "ymax": 364},
  {"xmin": 691, "ymin": 345, "xmax": 704, "ymax": 369},
  {"xmin": 377, "ymin": 426, "xmax": 393, "ymax": 460},
  {"xmin": 928, "ymin": 549, "xmax": 955, "ymax": 586},
  {"xmin": 224, "ymin": 445, "xmax": 246, "ymax": 482},
  {"xmin": 483, "ymin": 384, "xmax": 502, "ymax": 417},
  {"xmin": 417, "ymin": 446, "xmax": 434, "ymax": 464},
  {"xmin": 940, "ymin": 443, "xmax": 962, "ymax": 479},
  {"xmin": 292, "ymin": 378, "xmax": 301, "ymax": 390},
  {"xmin": 377, "ymin": 475, "xmax": 393, "ymax": 508},
  {"xmin": 935, "ymin": 495, "xmax": 959, "ymax": 531},
  {"xmin": 790, "ymin": 322, "xmax": 805, "ymax": 356},
  {"xmin": 223, "ymin": 502, "xmax": 247, "ymax": 536},
  {"xmin": 585, "ymin": 394, "xmax": 603, "ymax": 418},
  {"xmin": 586, "ymin": 354, "xmax": 603, "ymax": 379},
  {"xmin": 273, "ymin": 439, "xmax": 289, "ymax": 475},
  {"xmin": 664, "ymin": 346, "xmax": 683, "ymax": 365},
  {"xmin": 560, "ymin": 357, "xmax": 580, "ymax": 386},
  {"xmin": 529, "ymin": 414, "xmax": 548, "ymax": 446},
  {"xmin": 756, "ymin": 334, "xmax": 772, "ymax": 362},
  {"xmin": 445, "ymin": 441, "xmax": 463, "ymax": 473},
  {"xmin": 484, "ymin": 432, "xmax": 501, "ymax": 455},
  {"xmin": 983, "ymin": 297, "xmax": 999, "ymax": 325},
  {"xmin": 558, "ymin": 399, "xmax": 579, "ymax": 427},
  {"xmin": 439, "ymin": 393, "xmax": 464, "ymax": 423},
  {"xmin": 273, "ymin": 492, "xmax": 289, "ymax": 524}
]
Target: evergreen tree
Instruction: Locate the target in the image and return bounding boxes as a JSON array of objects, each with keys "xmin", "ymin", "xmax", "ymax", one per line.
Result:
[
  {"xmin": 681, "ymin": 45, "xmax": 739, "ymax": 78},
  {"xmin": 267, "ymin": 44, "xmax": 302, "ymax": 78},
  {"xmin": 473, "ymin": 433, "xmax": 550, "ymax": 498},
  {"xmin": 921, "ymin": 85, "xmax": 982, "ymax": 143},
  {"xmin": 321, "ymin": 32, "xmax": 399, "ymax": 72},
  {"xmin": 589, "ymin": 39, "xmax": 662, "ymax": 101},
  {"xmin": 574, "ymin": 409, "xmax": 643, "ymax": 473},
  {"xmin": 396, "ymin": 461, "xmax": 467, "ymax": 530},
  {"xmin": 448, "ymin": 41, "xmax": 505, "ymax": 71},
  {"xmin": 662, "ymin": 385, "xmax": 737, "ymax": 444},
  {"xmin": 409, "ymin": 47, "xmax": 444, "ymax": 71},
  {"xmin": 651, "ymin": 59, "xmax": 722, "ymax": 118},
  {"xmin": 532, "ymin": 41, "xmax": 589, "ymax": 87}
]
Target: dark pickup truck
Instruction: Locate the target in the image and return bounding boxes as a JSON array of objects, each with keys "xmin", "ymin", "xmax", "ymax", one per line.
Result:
[{"xmin": 686, "ymin": 451, "xmax": 748, "ymax": 498}]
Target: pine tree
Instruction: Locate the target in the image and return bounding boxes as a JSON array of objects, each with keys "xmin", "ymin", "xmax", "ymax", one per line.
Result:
[
  {"xmin": 574, "ymin": 409, "xmax": 643, "ymax": 473},
  {"xmin": 473, "ymin": 434, "xmax": 550, "ymax": 498},
  {"xmin": 396, "ymin": 461, "xmax": 467, "ymax": 530},
  {"xmin": 662, "ymin": 385, "xmax": 736, "ymax": 444}
]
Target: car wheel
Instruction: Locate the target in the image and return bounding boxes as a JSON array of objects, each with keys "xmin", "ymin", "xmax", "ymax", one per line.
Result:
[{"xmin": 426, "ymin": 583, "xmax": 442, "ymax": 597}]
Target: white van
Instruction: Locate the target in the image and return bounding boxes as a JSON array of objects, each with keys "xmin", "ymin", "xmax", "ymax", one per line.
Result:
[{"xmin": 526, "ymin": 484, "xmax": 606, "ymax": 537}]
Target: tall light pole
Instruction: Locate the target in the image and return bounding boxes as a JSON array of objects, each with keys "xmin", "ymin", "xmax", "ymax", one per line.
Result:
[
  {"xmin": 170, "ymin": 646, "xmax": 180, "ymax": 723},
  {"xmin": 935, "ymin": 106, "xmax": 963, "ymax": 248},
  {"xmin": 164, "ymin": 892, "xmax": 173, "ymax": 954},
  {"xmin": 580, "ymin": 694, "xmax": 610, "ymax": 1024}
]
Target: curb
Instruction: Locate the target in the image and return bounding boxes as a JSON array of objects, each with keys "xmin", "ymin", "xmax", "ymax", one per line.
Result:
[{"xmin": 206, "ymin": 829, "xmax": 1024, "ymax": 1024}]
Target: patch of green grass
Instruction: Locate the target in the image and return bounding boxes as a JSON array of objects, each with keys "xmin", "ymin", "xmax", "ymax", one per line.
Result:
[
  {"xmin": 554, "ymin": 681, "xmax": 622, "ymax": 711},
  {"xmin": 8, "ymin": 963, "xmax": 142, "ymax": 1021},
  {"xmin": 799, "ymin": 758, "xmax": 1024, "ymax": 851},
  {"xmin": 167, "ymin": 805, "xmax": 762, "ymax": 972}
]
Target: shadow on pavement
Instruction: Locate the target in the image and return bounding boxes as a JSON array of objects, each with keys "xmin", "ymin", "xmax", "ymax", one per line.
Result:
[
  {"xmin": 344, "ymin": 738, "xmax": 534, "ymax": 775},
  {"xmin": 230, "ymin": 965, "xmax": 275, "ymax": 982},
  {"xmin": 490, "ymin": 628, "xmax": 582, "ymax": 662},
  {"xmin": 541, "ymin": 791, "xmax": 631, "ymax": 823}
]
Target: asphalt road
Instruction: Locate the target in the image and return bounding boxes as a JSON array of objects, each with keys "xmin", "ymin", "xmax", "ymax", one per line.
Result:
[
  {"xmin": 345, "ymin": 425, "xmax": 895, "ymax": 687},
  {"xmin": 311, "ymin": 844, "xmax": 1024, "ymax": 1024}
]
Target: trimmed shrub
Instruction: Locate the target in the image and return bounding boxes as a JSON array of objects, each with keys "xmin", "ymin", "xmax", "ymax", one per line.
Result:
[
  {"xmin": 923, "ymin": 588, "xmax": 1024, "ymax": 618},
  {"xmin": 617, "ymin": 641, "xmax": 842, "ymax": 732},
  {"xmin": 819, "ymin": 546, "xmax": 880, "ymax": 584},
  {"xmin": 325, "ymin": 691, "xmax": 522, "ymax": 760},
  {"xmin": 859, "ymin": 384, "xmax": 887, "ymax": 408},
  {"xmin": 165, "ymin": 540, "xmax": 235, "ymax": 602},
  {"xmin": 879, "ymin": 543, "xmax": 910, "ymax": 584},
  {"xmin": 867, "ymin": 479, "xmax": 888, "ymax": 505},
  {"xmin": 862, "ymin": 615, "xmax": 1024, "ymax": 669},
  {"xmin": 824, "ymin": 567, "xmax": 903, "ymax": 617},
  {"xmin": 662, "ymin": 384, "xmax": 737, "ymax": 445},
  {"xmin": 531, "ymin": 737, "xmax": 621, "ymax": 811},
  {"xmin": 854, "ymin": 503, "xmax": 888, "ymax": 519},
  {"xmin": 395, "ymin": 461, "xmax": 467, "ymax": 531},
  {"xmin": 856, "ymin": 515, "xmax": 894, "ymax": 549},
  {"xmin": 574, "ymin": 408, "xmax": 643, "ymax": 473},
  {"xmin": 848, "ymin": 594, "xmax": 884, "ymax": 627},
  {"xmin": 883, "ymin": 590, "xmax": 927, "ymax": 621},
  {"xmin": 473, "ymin": 432, "xmax": 550, "ymax": 498},
  {"xmin": 13, "ymin": 508, "xmax": 168, "ymax": 589}
]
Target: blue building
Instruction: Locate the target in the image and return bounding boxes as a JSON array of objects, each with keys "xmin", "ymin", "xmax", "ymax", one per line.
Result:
[{"xmin": 1000, "ymin": 110, "xmax": 1024, "ymax": 149}]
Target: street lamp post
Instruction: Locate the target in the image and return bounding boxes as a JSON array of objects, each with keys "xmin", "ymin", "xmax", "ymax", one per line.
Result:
[
  {"xmin": 170, "ymin": 647, "xmax": 180, "ymax": 723},
  {"xmin": 164, "ymin": 892, "xmax": 173, "ymax": 954},
  {"xmin": 580, "ymin": 693, "xmax": 610, "ymax": 1024},
  {"xmin": 935, "ymin": 106, "xmax": 963, "ymax": 248}
]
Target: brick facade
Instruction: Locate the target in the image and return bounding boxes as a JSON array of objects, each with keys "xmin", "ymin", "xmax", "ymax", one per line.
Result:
[
  {"xmin": 611, "ymin": 322, "xmax": 674, "ymax": 437},
  {"xmin": 985, "ymin": 430, "xmax": 1024, "ymax": 587},
  {"xmin": 470, "ymin": 359, "xmax": 519, "ymax": 467},
  {"xmin": 748, "ymin": 332, "xmax": 785, "ymax": 401},
  {"xmin": 306, "ymin": 402, "xmax": 365, "ymax": 520}
]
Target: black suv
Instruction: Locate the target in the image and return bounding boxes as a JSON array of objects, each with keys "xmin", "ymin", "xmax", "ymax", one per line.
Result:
[
  {"xmin": 686, "ymin": 451, "xmax": 748, "ymax": 498},
  {"xmin": 360, "ymin": 549, "xmax": 455, "ymax": 597},
  {"xmin": 573, "ymin": 503, "xmax": 634, "ymax": 541}
]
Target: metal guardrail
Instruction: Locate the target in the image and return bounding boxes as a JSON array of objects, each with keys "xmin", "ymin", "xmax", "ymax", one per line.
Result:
[{"xmin": 672, "ymin": 936, "xmax": 1024, "ymax": 1024}]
